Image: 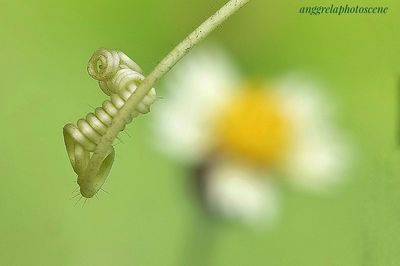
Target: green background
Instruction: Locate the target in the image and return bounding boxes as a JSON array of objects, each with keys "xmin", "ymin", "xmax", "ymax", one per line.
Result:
[{"xmin": 1, "ymin": 0, "xmax": 399, "ymax": 265}]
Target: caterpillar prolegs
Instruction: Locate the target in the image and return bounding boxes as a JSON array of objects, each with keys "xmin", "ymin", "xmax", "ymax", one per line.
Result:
[{"xmin": 63, "ymin": 49, "xmax": 157, "ymax": 198}]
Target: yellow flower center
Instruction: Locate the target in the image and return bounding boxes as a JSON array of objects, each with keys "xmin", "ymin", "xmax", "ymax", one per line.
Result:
[{"xmin": 215, "ymin": 84, "xmax": 290, "ymax": 166}]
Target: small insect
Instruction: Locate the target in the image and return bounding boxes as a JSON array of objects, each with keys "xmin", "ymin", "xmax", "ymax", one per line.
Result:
[{"xmin": 63, "ymin": 49, "xmax": 157, "ymax": 198}]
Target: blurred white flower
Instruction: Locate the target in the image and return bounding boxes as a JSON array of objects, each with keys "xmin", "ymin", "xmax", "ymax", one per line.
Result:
[{"xmin": 153, "ymin": 44, "xmax": 349, "ymax": 224}]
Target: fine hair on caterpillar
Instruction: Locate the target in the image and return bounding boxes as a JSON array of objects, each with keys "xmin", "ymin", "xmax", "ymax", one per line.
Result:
[{"xmin": 63, "ymin": 49, "xmax": 156, "ymax": 198}]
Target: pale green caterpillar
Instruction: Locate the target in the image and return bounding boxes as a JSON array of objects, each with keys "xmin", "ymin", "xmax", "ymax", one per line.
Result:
[
  {"xmin": 63, "ymin": 0, "xmax": 250, "ymax": 200},
  {"xmin": 63, "ymin": 49, "xmax": 156, "ymax": 198}
]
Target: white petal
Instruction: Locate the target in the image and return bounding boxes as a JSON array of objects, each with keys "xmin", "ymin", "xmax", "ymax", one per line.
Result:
[
  {"xmin": 274, "ymin": 74, "xmax": 334, "ymax": 136},
  {"xmin": 285, "ymin": 135, "xmax": 349, "ymax": 192},
  {"xmin": 153, "ymin": 44, "xmax": 241, "ymax": 162},
  {"xmin": 275, "ymin": 74, "xmax": 349, "ymax": 192},
  {"xmin": 204, "ymin": 159, "xmax": 279, "ymax": 225}
]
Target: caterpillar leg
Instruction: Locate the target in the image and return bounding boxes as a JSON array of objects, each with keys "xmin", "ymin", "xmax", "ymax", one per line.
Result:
[{"xmin": 63, "ymin": 124, "xmax": 115, "ymax": 198}]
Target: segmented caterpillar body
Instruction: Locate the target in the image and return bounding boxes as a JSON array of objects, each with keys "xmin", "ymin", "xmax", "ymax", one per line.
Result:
[{"xmin": 63, "ymin": 49, "xmax": 156, "ymax": 198}]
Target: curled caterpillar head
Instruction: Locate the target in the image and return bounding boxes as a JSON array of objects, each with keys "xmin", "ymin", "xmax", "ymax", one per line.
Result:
[
  {"xmin": 87, "ymin": 49, "xmax": 143, "ymax": 95},
  {"xmin": 64, "ymin": 48, "xmax": 157, "ymax": 198}
]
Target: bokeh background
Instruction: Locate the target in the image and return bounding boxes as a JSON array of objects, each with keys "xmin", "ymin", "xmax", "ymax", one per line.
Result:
[{"xmin": 1, "ymin": 0, "xmax": 399, "ymax": 265}]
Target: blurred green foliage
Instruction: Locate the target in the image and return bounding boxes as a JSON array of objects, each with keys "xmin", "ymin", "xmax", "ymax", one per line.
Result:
[{"xmin": 1, "ymin": 0, "xmax": 399, "ymax": 265}]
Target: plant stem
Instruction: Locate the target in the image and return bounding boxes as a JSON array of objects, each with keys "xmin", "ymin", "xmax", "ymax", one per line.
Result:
[
  {"xmin": 84, "ymin": 0, "xmax": 251, "ymax": 190},
  {"xmin": 179, "ymin": 213, "xmax": 221, "ymax": 266}
]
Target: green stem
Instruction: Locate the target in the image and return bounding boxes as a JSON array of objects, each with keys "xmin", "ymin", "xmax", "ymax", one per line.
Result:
[
  {"xmin": 179, "ymin": 214, "xmax": 221, "ymax": 266},
  {"xmin": 84, "ymin": 0, "xmax": 251, "ymax": 191}
]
